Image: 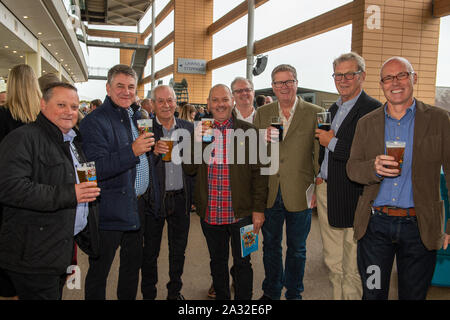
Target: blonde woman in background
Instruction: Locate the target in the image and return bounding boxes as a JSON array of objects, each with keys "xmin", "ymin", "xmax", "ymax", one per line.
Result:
[
  {"xmin": 0, "ymin": 64, "xmax": 41, "ymax": 141},
  {"xmin": 0, "ymin": 63, "xmax": 41, "ymax": 300},
  {"xmin": 179, "ymin": 103, "xmax": 196, "ymax": 122}
]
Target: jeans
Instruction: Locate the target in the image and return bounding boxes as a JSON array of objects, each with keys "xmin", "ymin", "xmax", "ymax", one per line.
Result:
[
  {"xmin": 201, "ymin": 216, "xmax": 253, "ymax": 300},
  {"xmin": 85, "ymin": 198, "xmax": 145, "ymax": 300},
  {"xmin": 141, "ymin": 192, "xmax": 190, "ymax": 299},
  {"xmin": 357, "ymin": 212, "xmax": 437, "ymax": 300},
  {"xmin": 261, "ymin": 189, "xmax": 312, "ymax": 300}
]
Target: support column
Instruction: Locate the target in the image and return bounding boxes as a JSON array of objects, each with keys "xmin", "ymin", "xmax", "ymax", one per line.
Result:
[
  {"xmin": 351, "ymin": 0, "xmax": 440, "ymax": 105},
  {"xmin": 26, "ymin": 40, "xmax": 42, "ymax": 77},
  {"xmin": 173, "ymin": 0, "xmax": 213, "ymax": 104}
]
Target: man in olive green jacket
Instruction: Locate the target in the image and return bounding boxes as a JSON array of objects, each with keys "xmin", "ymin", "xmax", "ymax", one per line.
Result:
[{"xmin": 253, "ymin": 64, "xmax": 323, "ymax": 300}]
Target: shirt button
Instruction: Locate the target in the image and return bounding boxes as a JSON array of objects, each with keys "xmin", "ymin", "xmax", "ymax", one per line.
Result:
[
  {"xmin": 396, "ymin": 137, "xmax": 400, "ymax": 140},
  {"xmin": 397, "ymin": 122, "xmax": 401, "ymax": 126},
  {"xmin": 392, "ymin": 198, "xmax": 396, "ymax": 202},
  {"xmin": 394, "ymin": 183, "xmax": 398, "ymax": 186}
]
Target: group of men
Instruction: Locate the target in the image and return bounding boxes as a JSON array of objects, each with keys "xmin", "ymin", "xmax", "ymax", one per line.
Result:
[{"xmin": 0, "ymin": 52, "xmax": 448, "ymax": 301}]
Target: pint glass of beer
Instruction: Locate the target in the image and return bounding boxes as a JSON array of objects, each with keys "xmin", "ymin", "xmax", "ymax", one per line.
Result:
[
  {"xmin": 76, "ymin": 161, "xmax": 97, "ymax": 184},
  {"xmin": 317, "ymin": 112, "xmax": 331, "ymax": 131},
  {"xmin": 201, "ymin": 118, "xmax": 214, "ymax": 143},
  {"xmin": 385, "ymin": 140, "xmax": 406, "ymax": 175},
  {"xmin": 161, "ymin": 137, "xmax": 175, "ymax": 162},
  {"xmin": 270, "ymin": 117, "xmax": 283, "ymax": 142},
  {"xmin": 137, "ymin": 119, "xmax": 152, "ymax": 135}
]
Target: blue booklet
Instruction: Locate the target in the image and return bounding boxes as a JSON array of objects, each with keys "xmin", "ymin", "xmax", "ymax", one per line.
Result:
[{"xmin": 240, "ymin": 224, "xmax": 258, "ymax": 257}]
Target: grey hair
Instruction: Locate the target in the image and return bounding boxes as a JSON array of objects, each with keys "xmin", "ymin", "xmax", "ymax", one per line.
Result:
[
  {"xmin": 271, "ymin": 64, "xmax": 297, "ymax": 82},
  {"xmin": 107, "ymin": 64, "xmax": 138, "ymax": 85},
  {"xmin": 333, "ymin": 52, "xmax": 366, "ymax": 72},
  {"xmin": 230, "ymin": 77, "xmax": 254, "ymax": 92},
  {"xmin": 151, "ymin": 85, "xmax": 177, "ymax": 101},
  {"xmin": 42, "ymin": 82, "xmax": 77, "ymax": 102},
  {"xmin": 380, "ymin": 56, "xmax": 415, "ymax": 78}
]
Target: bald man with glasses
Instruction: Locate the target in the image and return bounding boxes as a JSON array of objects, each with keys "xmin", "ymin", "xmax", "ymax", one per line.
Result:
[{"xmin": 347, "ymin": 56, "xmax": 450, "ymax": 300}]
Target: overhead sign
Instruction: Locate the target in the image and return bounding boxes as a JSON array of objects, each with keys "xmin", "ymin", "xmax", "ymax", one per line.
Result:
[{"xmin": 177, "ymin": 58, "xmax": 206, "ymax": 75}]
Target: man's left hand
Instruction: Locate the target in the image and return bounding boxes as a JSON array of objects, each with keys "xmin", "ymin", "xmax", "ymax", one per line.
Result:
[
  {"xmin": 252, "ymin": 212, "xmax": 265, "ymax": 234},
  {"xmin": 315, "ymin": 129, "xmax": 335, "ymax": 147},
  {"xmin": 444, "ymin": 234, "xmax": 449, "ymax": 250}
]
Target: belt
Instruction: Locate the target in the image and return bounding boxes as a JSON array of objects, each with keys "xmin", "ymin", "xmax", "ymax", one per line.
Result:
[
  {"xmin": 165, "ymin": 189, "xmax": 184, "ymax": 196},
  {"xmin": 373, "ymin": 206, "xmax": 416, "ymax": 217}
]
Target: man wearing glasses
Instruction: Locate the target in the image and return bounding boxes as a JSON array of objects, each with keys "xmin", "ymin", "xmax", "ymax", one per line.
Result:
[
  {"xmin": 231, "ymin": 77, "xmax": 256, "ymax": 123},
  {"xmin": 347, "ymin": 56, "xmax": 450, "ymax": 299},
  {"xmin": 315, "ymin": 52, "xmax": 381, "ymax": 300},
  {"xmin": 254, "ymin": 64, "xmax": 323, "ymax": 300}
]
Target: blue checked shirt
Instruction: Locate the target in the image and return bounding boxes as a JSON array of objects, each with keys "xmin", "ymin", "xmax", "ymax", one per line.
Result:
[{"xmin": 127, "ymin": 108, "xmax": 150, "ymax": 197}]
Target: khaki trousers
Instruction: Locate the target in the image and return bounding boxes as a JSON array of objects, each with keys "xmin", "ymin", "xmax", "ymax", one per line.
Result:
[{"xmin": 316, "ymin": 180, "xmax": 362, "ymax": 300}]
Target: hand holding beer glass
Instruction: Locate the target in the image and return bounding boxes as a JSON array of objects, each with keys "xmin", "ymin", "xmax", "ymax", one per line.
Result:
[
  {"xmin": 317, "ymin": 112, "xmax": 331, "ymax": 131},
  {"xmin": 267, "ymin": 116, "xmax": 283, "ymax": 143},
  {"xmin": 132, "ymin": 120, "xmax": 155, "ymax": 156},
  {"xmin": 75, "ymin": 161, "xmax": 100, "ymax": 203},
  {"xmin": 385, "ymin": 140, "xmax": 406, "ymax": 175}
]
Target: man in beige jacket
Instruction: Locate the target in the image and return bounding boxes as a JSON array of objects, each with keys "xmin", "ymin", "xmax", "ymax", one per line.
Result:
[{"xmin": 254, "ymin": 64, "xmax": 323, "ymax": 300}]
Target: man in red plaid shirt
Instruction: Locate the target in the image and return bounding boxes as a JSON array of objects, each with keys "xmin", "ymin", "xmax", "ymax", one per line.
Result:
[{"xmin": 183, "ymin": 84, "xmax": 268, "ymax": 300}]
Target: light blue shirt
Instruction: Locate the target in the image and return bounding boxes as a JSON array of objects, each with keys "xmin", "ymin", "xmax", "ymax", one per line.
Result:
[
  {"xmin": 64, "ymin": 130, "xmax": 88, "ymax": 236},
  {"xmin": 373, "ymin": 100, "xmax": 416, "ymax": 208},
  {"xmin": 319, "ymin": 90, "xmax": 362, "ymax": 180}
]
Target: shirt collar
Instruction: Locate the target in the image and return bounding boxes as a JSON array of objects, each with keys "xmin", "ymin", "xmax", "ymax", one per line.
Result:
[
  {"xmin": 155, "ymin": 116, "xmax": 176, "ymax": 130},
  {"xmin": 336, "ymin": 90, "xmax": 363, "ymax": 109},
  {"xmin": 384, "ymin": 99, "xmax": 416, "ymax": 120},
  {"xmin": 213, "ymin": 117, "xmax": 233, "ymax": 128},
  {"xmin": 278, "ymin": 96, "xmax": 298, "ymax": 116},
  {"xmin": 63, "ymin": 129, "xmax": 77, "ymax": 143},
  {"xmin": 234, "ymin": 106, "xmax": 255, "ymax": 120}
]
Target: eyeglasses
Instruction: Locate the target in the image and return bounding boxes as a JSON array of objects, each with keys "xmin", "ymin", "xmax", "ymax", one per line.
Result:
[
  {"xmin": 380, "ymin": 71, "xmax": 414, "ymax": 84},
  {"xmin": 332, "ymin": 71, "xmax": 362, "ymax": 81},
  {"xmin": 272, "ymin": 79, "xmax": 297, "ymax": 88},
  {"xmin": 232, "ymin": 88, "xmax": 253, "ymax": 94}
]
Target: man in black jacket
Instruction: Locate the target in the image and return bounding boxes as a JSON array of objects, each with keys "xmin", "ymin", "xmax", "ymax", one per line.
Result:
[
  {"xmin": 0, "ymin": 82, "xmax": 100, "ymax": 300},
  {"xmin": 315, "ymin": 53, "xmax": 381, "ymax": 300},
  {"xmin": 141, "ymin": 85, "xmax": 194, "ymax": 300}
]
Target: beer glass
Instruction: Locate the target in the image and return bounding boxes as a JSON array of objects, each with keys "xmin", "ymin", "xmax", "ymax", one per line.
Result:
[
  {"xmin": 317, "ymin": 112, "xmax": 331, "ymax": 131},
  {"xmin": 161, "ymin": 137, "xmax": 175, "ymax": 162},
  {"xmin": 76, "ymin": 161, "xmax": 97, "ymax": 184},
  {"xmin": 270, "ymin": 116, "xmax": 283, "ymax": 142},
  {"xmin": 385, "ymin": 140, "xmax": 406, "ymax": 175},
  {"xmin": 201, "ymin": 118, "xmax": 214, "ymax": 143},
  {"xmin": 137, "ymin": 119, "xmax": 152, "ymax": 135}
]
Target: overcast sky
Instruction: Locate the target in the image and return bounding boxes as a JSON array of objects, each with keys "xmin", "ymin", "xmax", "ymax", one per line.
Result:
[{"xmin": 75, "ymin": 0, "xmax": 450, "ymax": 102}]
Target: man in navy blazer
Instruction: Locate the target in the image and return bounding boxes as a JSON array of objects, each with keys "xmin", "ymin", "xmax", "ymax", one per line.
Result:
[
  {"xmin": 80, "ymin": 64, "xmax": 155, "ymax": 300},
  {"xmin": 315, "ymin": 53, "xmax": 381, "ymax": 299}
]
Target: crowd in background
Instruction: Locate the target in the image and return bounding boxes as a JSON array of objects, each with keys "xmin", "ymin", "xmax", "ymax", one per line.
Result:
[{"xmin": 0, "ymin": 52, "xmax": 448, "ymax": 301}]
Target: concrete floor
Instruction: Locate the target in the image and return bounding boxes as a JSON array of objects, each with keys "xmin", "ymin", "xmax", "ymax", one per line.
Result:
[{"xmin": 62, "ymin": 211, "xmax": 450, "ymax": 300}]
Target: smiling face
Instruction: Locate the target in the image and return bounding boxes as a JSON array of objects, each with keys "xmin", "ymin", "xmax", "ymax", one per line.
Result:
[
  {"xmin": 334, "ymin": 60, "xmax": 365, "ymax": 103},
  {"xmin": 106, "ymin": 73, "xmax": 136, "ymax": 108},
  {"xmin": 153, "ymin": 86, "xmax": 177, "ymax": 122},
  {"xmin": 380, "ymin": 58, "xmax": 416, "ymax": 108},
  {"xmin": 208, "ymin": 85, "xmax": 234, "ymax": 123},
  {"xmin": 41, "ymin": 86, "xmax": 79, "ymax": 134},
  {"xmin": 271, "ymin": 71, "xmax": 298, "ymax": 105},
  {"xmin": 232, "ymin": 79, "xmax": 254, "ymax": 109}
]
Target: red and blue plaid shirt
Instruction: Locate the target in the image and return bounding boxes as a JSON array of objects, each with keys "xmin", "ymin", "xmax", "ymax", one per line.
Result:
[{"xmin": 205, "ymin": 117, "xmax": 238, "ymax": 225}]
